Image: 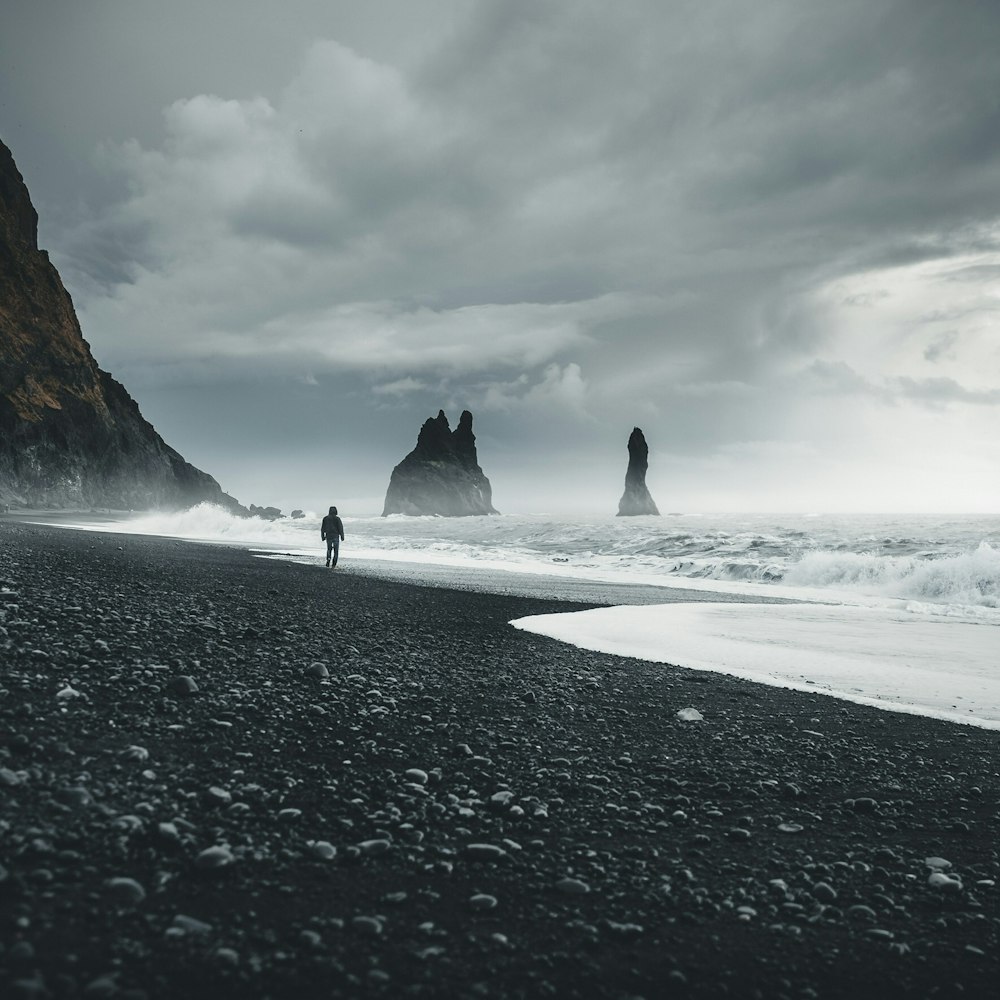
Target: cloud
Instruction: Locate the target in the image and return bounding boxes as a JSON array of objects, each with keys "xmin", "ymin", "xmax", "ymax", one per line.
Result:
[
  {"xmin": 476, "ymin": 361, "xmax": 589, "ymax": 414},
  {"xmin": 895, "ymin": 375, "xmax": 1000, "ymax": 407},
  {"xmin": 923, "ymin": 331, "xmax": 959, "ymax": 364},
  {"xmin": 7, "ymin": 0, "xmax": 1000, "ymax": 511},
  {"xmin": 806, "ymin": 360, "xmax": 1000, "ymax": 408},
  {"xmin": 372, "ymin": 377, "xmax": 427, "ymax": 397},
  {"xmin": 62, "ymin": 7, "xmax": 1000, "ymax": 385}
]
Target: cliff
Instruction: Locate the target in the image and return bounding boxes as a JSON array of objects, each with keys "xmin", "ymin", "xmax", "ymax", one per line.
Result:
[
  {"xmin": 382, "ymin": 409, "xmax": 499, "ymax": 516},
  {"xmin": 0, "ymin": 138, "xmax": 245, "ymax": 512},
  {"xmin": 617, "ymin": 427, "xmax": 660, "ymax": 516}
]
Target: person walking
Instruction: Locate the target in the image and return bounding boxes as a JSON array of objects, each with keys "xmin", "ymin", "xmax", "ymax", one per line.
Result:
[{"xmin": 321, "ymin": 505, "xmax": 345, "ymax": 568}]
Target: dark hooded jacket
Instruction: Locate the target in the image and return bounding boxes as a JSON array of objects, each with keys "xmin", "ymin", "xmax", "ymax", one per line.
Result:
[{"xmin": 321, "ymin": 506, "xmax": 344, "ymax": 541}]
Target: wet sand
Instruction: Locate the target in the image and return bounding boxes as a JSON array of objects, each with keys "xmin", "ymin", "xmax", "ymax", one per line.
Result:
[{"xmin": 0, "ymin": 521, "xmax": 997, "ymax": 998}]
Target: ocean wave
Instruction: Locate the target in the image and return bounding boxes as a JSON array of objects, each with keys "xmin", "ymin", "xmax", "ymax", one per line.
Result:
[
  {"xmin": 783, "ymin": 542, "xmax": 999, "ymax": 608},
  {"xmin": 60, "ymin": 505, "xmax": 999, "ymax": 611},
  {"xmin": 69, "ymin": 503, "xmax": 320, "ymax": 549}
]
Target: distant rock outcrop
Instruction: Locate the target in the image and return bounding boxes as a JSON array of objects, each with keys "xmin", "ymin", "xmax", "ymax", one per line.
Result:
[
  {"xmin": 0, "ymin": 138, "xmax": 246, "ymax": 512},
  {"xmin": 248, "ymin": 505, "xmax": 283, "ymax": 521},
  {"xmin": 617, "ymin": 427, "xmax": 660, "ymax": 516},
  {"xmin": 382, "ymin": 410, "xmax": 498, "ymax": 516}
]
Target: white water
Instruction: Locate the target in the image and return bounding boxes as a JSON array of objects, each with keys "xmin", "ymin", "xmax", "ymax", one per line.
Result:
[
  {"xmin": 512, "ymin": 602, "xmax": 1000, "ymax": 729},
  {"xmin": 54, "ymin": 506, "xmax": 1000, "ymax": 728}
]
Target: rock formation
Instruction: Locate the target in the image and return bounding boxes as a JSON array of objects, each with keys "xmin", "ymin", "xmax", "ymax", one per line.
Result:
[
  {"xmin": 0, "ymin": 138, "xmax": 245, "ymax": 512},
  {"xmin": 248, "ymin": 505, "xmax": 283, "ymax": 521},
  {"xmin": 617, "ymin": 427, "xmax": 660, "ymax": 516},
  {"xmin": 382, "ymin": 410, "xmax": 498, "ymax": 516}
]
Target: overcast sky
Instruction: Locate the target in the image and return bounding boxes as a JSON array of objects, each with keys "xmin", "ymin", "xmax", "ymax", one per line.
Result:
[{"xmin": 3, "ymin": 0, "xmax": 999, "ymax": 514}]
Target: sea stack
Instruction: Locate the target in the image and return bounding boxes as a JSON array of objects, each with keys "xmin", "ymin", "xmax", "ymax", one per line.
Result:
[
  {"xmin": 382, "ymin": 409, "xmax": 498, "ymax": 516},
  {"xmin": 617, "ymin": 427, "xmax": 660, "ymax": 516},
  {"xmin": 0, "ymin": 138, "xmax": 245, "ymax": 512}
]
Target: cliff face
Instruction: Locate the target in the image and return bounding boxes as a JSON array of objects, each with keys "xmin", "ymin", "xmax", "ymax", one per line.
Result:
[
  {"xmin": 617, "ymin": 427, "xmax": 660, "ymax": 516},
  {"xmin": 382, "ymin": 410, "xmax": 499, "ymax": 516},
  {"xmin": 0, "ymin": 138, "xmax": 244, "ymax": 511}
]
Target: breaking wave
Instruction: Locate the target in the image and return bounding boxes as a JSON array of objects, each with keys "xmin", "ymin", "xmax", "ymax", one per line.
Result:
[
  {"xmin": 57, "ymin": 505, "xmax": 999, "ymax": 613},
  {"xmin": 783, "ymin": 543, "xmax": 1000, "ymax": 608}
]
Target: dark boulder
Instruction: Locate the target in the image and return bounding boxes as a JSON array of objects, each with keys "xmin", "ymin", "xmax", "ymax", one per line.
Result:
[
  {"xmin": 617, "ymin": 427, "xmax": 660, "ymax": 516},
  {"xmin": 249, "ymin": 505, "xmax": 283, "ymax": 520},
  {"xmin": 382, "ymin": 410, "xmax": 498, "ymax": 516}
]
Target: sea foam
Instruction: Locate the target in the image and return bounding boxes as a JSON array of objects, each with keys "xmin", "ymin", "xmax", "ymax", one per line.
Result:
[
  {"xmin": 57, "ymin": 505, "xmax": 999, "ymax": 610},
  {"xmin": 783, "ymin": 541, "xmax": 1000, "ymax": 608}
]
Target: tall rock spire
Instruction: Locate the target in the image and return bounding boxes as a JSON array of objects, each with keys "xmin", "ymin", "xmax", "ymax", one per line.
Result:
[{"xmin": 617, "ymin": 427, "xmax": 660, "ymax": 516}]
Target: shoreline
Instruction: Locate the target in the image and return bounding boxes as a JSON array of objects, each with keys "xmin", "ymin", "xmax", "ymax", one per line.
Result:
[
  {"xmin": 1, "ymin": 521, "xmax": 997, "ymax": 998},
  {"xmin": 25, "ymin": 517, "xmax": 996, "ymax": 732},
  {"xmin": 7, "ymin": 509, "xmax": 803, "ymax": 607},
  {"xmin": 259, "ymin": 550, "xmax": 797, "ymax": 607}
]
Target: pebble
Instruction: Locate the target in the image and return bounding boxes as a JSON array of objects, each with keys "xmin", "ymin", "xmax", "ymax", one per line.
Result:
[
  {"xmin": 358, "ymin": 838, "xmax": 391, "ymax": 856},
  {"xmin": 307, "ymin": 840, "xmax": 337, "ymax": 861},
  {"xmin": 56, "ymin": 786, "xmax": 92, "ymax": 808},
  {"xmin": 928, "ymin": 871, "xmax": 963, "ymax": 892},
  {"xmin": 11, "ymin": 976, "xmax": 47, "ymax": 1000},
  {"xmin": 120, "ymin": 745, "xmax": 149, "ymax": 762},
  {"xmin": 8, "ymin": 941, "xmax": 35, "ymax": 964},
  {"xmin": 469, "ymin": 893, "xmax": 498, "ymax": 910},
  {"xmin": 676, "ymin": 708, "xmax": 704, "ymax": 722},
  {"xmin": 157, "ymin": 822, "xmax": 180, "ymax": 842},
  {"xmin": 206, "ymin": 786, "xmax": 232, "ymax": 806},
  {"xmin": 56, "ymin": 685, "xmax": 83, "ymax": 700},
  {"xmin": 171, "ymin": 914, "xmax": 213, "ymax": 935},
  {"xmin": 556, "ymin": 877, "xmax": 591, "ymax": 895},
  {"xmin": 847, "ymin": 797, "xmax": 877, "ymax": 813},
  {"xmin": 278, "ymin": 808, "xmax": 302, "ymax": 822},
  {"xmin": 167, "ymin": 675, "xmax": 198, "ymax": 696},
  {"xmin": 351, "ymin": 916, "xmax": 384, "ymax": 936},
  {"xmin": 195, "ymin": 846, "xmax": 235, "ymax": 870},
  {"xmin": 405, "ymin": 768, "xmax": 429, "ymax": 785},
  {"xmin": 82, "ymin": 975, "xmax": 119, "ymax": 998},
  {"xmin": 603, "ymin": 920, "xmax": 644, "ymax": 937},
  {"xmin": 811, "ymin": 882, "xmax": 837, "ymax": 903},
  {"xmin": 465, "ymin": 843, "xmax": 507, "ymax": 861},
  {"xmin": 777, "ymin": 822, "xmax": 803, "ymax": 834},
  {"xmin": 305, "ymin": 662, "xmax": 329, "ymax": 678},
  {"xmin": 106, "ymin": 877, "xmax": 146, "ymax": 905},
  {"xmin": 924, "ymin": 856, "xmax": 952, "ymax": 870}
]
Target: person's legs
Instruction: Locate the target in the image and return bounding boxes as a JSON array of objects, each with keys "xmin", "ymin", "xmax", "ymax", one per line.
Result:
[
  {"xmin": 331, "ymin": 537, "xmax": 340, "ymax": 567},
  {"xmin": 326, "ymin": 540, "xmax": 333, "ymax": 566}
]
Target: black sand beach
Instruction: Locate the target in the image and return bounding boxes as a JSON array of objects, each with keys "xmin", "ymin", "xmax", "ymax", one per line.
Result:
[{"xmin": 0, "ymin": 522, "xmax": 997, "ymax": 999}]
